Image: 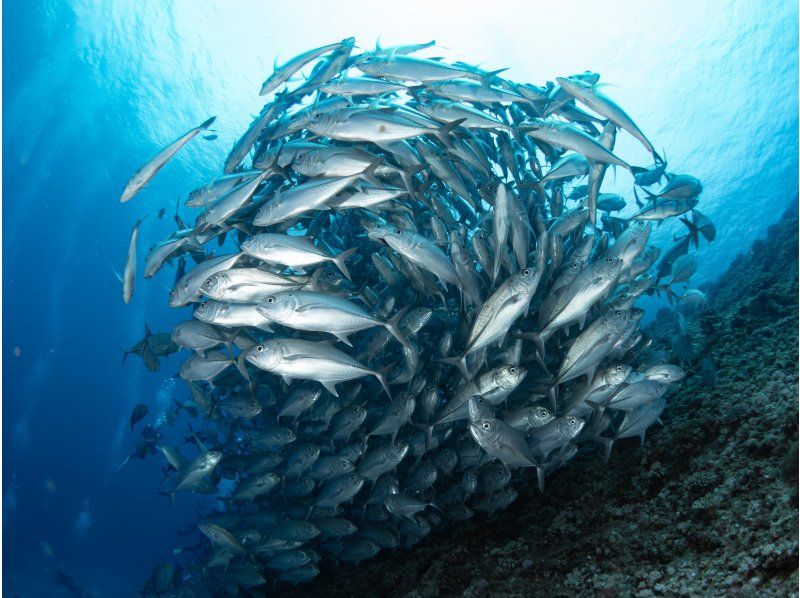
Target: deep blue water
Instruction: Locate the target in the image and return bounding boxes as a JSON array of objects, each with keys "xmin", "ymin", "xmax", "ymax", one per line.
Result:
[{"xmin": 3, "ymin": 0, "xmax": 797, "ymax": 595}]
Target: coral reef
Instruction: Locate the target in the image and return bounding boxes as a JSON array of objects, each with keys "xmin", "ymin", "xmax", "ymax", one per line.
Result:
[{"xmin": 295, "ymin": 203, "xmax": 799, "ymax": 597}]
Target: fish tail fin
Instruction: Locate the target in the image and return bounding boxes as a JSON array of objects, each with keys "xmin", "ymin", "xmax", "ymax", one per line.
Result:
[
  {"xmin": 642, "ymin": 186, "xmax": 657, "ymax": 200},
  {"xmin": 412, "ymin": 174, "xmax": 436, "ymax": 203},
  {"xmin": 400, "ymin": 164, "xmax": 427, "ymax": 197},
  {"xmin": 536, "ymin": 466, "xmax": 546, "ymax": 493},
  {"xmin": 480, "ymin": 68, "xmax": 508, "ymax": 86},
  {"xmin": 433, "ymin": 118, "xmax": 467, "ymax": 149},
  {"xmin": 412, "ymin": 422, "xmax": 435, "ymax": 453},
  {"xmin": 602, "ymin": 437, "xmax": 614, "ymax": 464},
  {"xmin": 491, "ymin": 253, "xmax": 501, "ymax": 285},
  {"xmin": 357, "ymin": 158, "xmax": 384, "ymax": 188},
  {"xmin": 437, "ymin": 354, "xmax": 470, "ymax": 381},
  {"xmin": 384, "ymin": 305, "xmax": 411, "ymax": 349},
  {"xmin": 532, "ymin": 348, "xmax": 550, "ymax": 375},
  {"xmin": 585, "ymin": 400, "xmax": 606, "ymax": 419},
  {"xmin": 680, "ymin": 215, "xmax": 700, "ymax": 248},
  {"xmin": 197, "ymin": 116, "xmax": 217, "ymax": 130},
  {"xmin": 547, "ymin": 385, "xmax": 558, "ymax": 414},
  {"xmin": 375, "ymin": 362, "xmax": 394, "ymax": 399},
  {"xmin": 632, "ymin": 186, "xmax": 644, "ymax": 209},
  {"xmin": 206, "ymin": 401, "xmax": 218, "ymax": 422},
  {"xmin": 120, "ymin": 345, "xmax": 130, "ymax": 367},
  {"xmin": 234, "ymin": 353, "xmax": 252, "ymax": 388},
  {"xmin": 172, "ymin": 397, "xmax": 184, "ymax": 415},
  {"xmin": 333, "ymin": 247, "xmax": 359, "ymax": 281},
  {"xmin": 530, "ymin": 331, "xmax": 547, "ymax": 364},
  {"xmin": 654, "ymin": 284, "xmax": 677, "ymax": 304}
]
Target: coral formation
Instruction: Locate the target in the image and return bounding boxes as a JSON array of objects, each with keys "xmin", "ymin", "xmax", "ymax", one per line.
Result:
[{"xmin": 294, "ymin": 203, "xmax": 799, "ymax": 597}]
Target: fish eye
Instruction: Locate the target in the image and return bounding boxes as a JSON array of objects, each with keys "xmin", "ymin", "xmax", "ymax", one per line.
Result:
[
  {"xmin": 616, "ymin": 311, "xmax": 623, "ymax": 317},
  {"xmin": 568, "ymin": 417, "xmax": 576, "ymax": 425},
  {"xmin": 267, "ymin": 297, "xmax": 275, "ymax": 304},
  {"xmin": 204, "ymin": 278, "xmax": 213, "ymax": 286},
  {"xmin": 481, "ymin": 422, "xmax": 490, "ymax": 430},
  {"xmin": 509, "ymin": 367, "xmax": 517, "ymax": 374},
  {"xmin": 256, "ymin": 345, "xmax": 264, "ymax": 352},
  {"xmin": 342, "ymin": 460, "xmax": 348, "ymax": 467},
  {"xmin": 394, "ymin": 228, "xmax": 402, "ymax": 235},
  {"xmin": 522, "ymin": 268, "xmax": 531, "ymax": 276},
  {"xmin": 606, "ymin": 257, "xmax": 614, "ymax": 263},
  {"xmin": 616, "ymin": 365, "xmax": 623, "ymax": 372}
]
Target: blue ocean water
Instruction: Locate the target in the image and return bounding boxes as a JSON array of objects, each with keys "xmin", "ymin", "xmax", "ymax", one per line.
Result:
[{"xmin": 3, "ymin": 0, "xmax": 797, "ymax": 594}]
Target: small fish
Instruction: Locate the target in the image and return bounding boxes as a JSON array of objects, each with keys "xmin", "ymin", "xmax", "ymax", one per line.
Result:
[
  {"xmin": 130, "ymin": 404, "xmax": 148, "ymax": 430},
  {"xmin": 120, "ymin": 117, "xmax": 216, "ymax": 203},
  {"xmin": 121, "ymin": 216, "xmax": 146, "ymax": 304}
]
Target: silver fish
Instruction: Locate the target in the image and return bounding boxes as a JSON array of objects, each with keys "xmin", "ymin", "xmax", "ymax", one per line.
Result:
[{"xmin": 121, "ymin": 116, "xmax": 216, "ymax": 203}]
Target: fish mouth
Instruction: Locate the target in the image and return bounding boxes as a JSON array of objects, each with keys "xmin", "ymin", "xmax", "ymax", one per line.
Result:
[{"xmin": 365, "ymin": 228, "xmax": 383, "ymax": 241}]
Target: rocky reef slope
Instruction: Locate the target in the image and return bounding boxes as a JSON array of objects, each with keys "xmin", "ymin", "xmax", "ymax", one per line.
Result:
[{"xmin": 300, "ymin": 204, "xmax": 799, "ymax": 597}]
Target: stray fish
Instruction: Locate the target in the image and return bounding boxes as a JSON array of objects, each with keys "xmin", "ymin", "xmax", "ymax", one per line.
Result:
[{"xmin": 121, "ymin": 117, "xmax": 216, "ymax": 203}]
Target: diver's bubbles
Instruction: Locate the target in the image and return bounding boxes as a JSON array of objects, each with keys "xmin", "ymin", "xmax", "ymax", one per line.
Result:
[
  {"xmin": 72, "ymin": 499, "xmax": 93, "ymax": 541},
  {"xmin": 41, "ymin": 541, "xmax": 54, "ymax": 558},
  {"xmin": 3, "ymin": 478, "xmax": 17, "ymax": 513}
]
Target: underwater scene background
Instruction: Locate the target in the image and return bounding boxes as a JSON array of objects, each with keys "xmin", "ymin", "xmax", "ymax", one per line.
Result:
[{"xmin": 3, "ymin": 0, "xmax": 798, "ymax": 595}]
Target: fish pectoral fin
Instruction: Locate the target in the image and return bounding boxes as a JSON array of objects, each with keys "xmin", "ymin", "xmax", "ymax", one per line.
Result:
[
  {"xmin": 293, "ymin": 301, "xmax": 329, "ymax": 313},
  {"xmin": 111, "ymin": 264, "xmax": 124, "ymax": 283},
  {"xmin": 321, "ymin": 380, "xmax": 340, "ymax": 397},
  {"xmin": 333, "ymin": 333, "xmax": 353, "ymax": 346}
]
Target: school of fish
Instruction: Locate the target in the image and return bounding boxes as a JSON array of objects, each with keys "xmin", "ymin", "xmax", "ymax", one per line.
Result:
[{"xmin": 117, "ymin": 38, "xmax": 715, "ymax": 594}]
